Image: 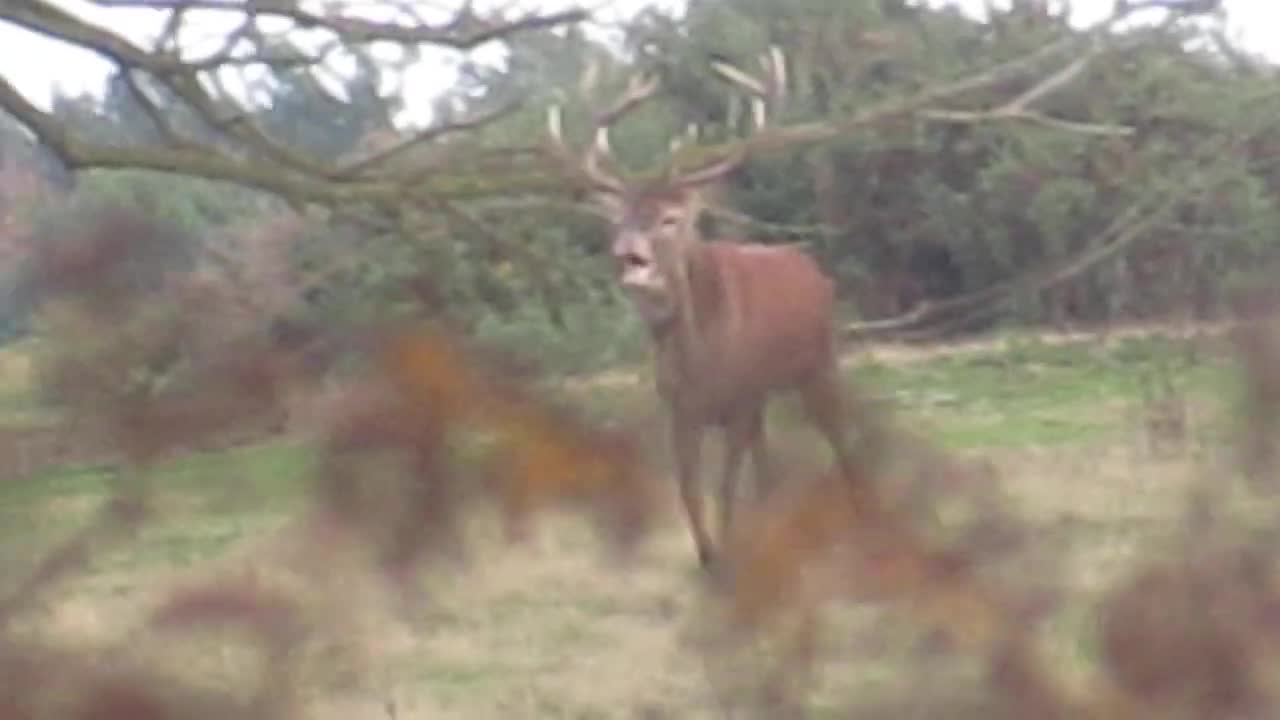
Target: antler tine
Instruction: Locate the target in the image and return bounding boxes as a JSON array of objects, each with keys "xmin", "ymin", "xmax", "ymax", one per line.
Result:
[
  {"xmin": 545, "ymin": 72, "xmax": 664, "ymax": 195},
  {"xmin": 763, "ymin": 44, "xmax": 788, "ymax": 122},
  {"xmin": 674, "ymin": 44, "xmax": 789, "ymax": 189},
  {"xmin": 594, "ymin": 73, "xmax": 662, "ymax": 130},
  {"xmin": 668, "ymin": 123, "xmax": 700, "ymax": 156},
  {"xmin": 707, "ymin": 44, "xmax": 788, "ymax": 130},
  {"xmin": 580, "ymin": 72, "xmax": 661, "ymax": 190},
  {"xmin": 545, "ymin": 102, "xmax": 625, "ymax": 194}
]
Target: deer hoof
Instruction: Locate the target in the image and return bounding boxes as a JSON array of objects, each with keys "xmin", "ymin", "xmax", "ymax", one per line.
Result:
[
  {"xmin": 698, "ymin": 550, "xmax": 739, "ymax": 589},
  {"xmin": 698, "ymin": 545, "xmax": 717, "ymax": 570}
]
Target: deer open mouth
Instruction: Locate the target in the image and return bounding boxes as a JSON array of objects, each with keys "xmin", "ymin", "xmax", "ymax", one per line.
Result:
[
  {"xmin": 620, "ymin": 252, "xmax": 651, "ymax": 270},
  {"xmin": 618, "ymin": 252, "xmax": 657, "ymax": 283},
  {"xmin": 617, "ymin": 251, "xmax": 666, "ymax": 304}
]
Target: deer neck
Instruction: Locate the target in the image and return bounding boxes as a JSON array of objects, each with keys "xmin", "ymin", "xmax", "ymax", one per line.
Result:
[{"xmin": 651, "ymin": 240, "xmax": 730, "ymax": 401}]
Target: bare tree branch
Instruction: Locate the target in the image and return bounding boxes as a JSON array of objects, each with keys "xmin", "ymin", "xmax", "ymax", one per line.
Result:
[
  {"xmin": 841, "ymin": 197, "xmax": 1170, "ymax": 340},
  {"xmin": 613, "ymin": 0, "xmax": 1215, "ymax": 181},
  {"xmin": 918, "ymin": 41, "xmax": 1136, "ymax": 137},
  {"xmin": 0, "ymin": 0, "xmax": 1224, "ymax": 265},
  {"xmin": 334, "ymin": 97, "xmax": 525, "ymax": 179},
  {"xmin": 86, "ymin": 0, "xmax": 589, "ymax": 50},
  {"xmin": 2, "ymin": 2, "xmax": 339, "ymax": 180},
  {"xmin": 918, "ymin": 108, "xmax": 1135, "ymax": 137},
  {"xmin": 0, "ymin": 0, "xmax": 585, "ymax": 212},
  {"xmin": 120, "ymin": 70, "xmax": 188, "ymax": 146}
]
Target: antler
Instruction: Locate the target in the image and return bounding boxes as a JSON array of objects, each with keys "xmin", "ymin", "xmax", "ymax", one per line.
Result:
[
  {"xmin": 545, "ymin": 72, "xmax": 662, "ymax": 195},
  {"xmin": 669, "ymin": 45, "xmax": 789, "ymax": 190},
  {"xmin": 544, "ymin": 46, "xmax": 787, "ymax": 195}
]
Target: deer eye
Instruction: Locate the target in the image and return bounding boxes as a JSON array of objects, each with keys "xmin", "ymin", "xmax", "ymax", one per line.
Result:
[{"xmin": 659, "ymin": 215, "xmax": 680, "ymax": 228}]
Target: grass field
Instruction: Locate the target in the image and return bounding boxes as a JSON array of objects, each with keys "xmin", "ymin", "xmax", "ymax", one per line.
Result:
[{"xmin": 0, "ymin": 329, "xmax": 1256, "ymax": 717}]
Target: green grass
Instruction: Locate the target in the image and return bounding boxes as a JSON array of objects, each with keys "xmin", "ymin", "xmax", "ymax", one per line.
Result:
[
  {"xmin": 849, "ymin": 335, "xmax": 1235, "ymax": 449},
  {"xmin": 0, "ymin": 332, "xmax": 1234, "ymax": 584},
  {"xmin": 0, "ymin": 441, "xmax": 312, "ymax": 585},
  {"xmin": 0, "ymin": 440, "xmax": 310, "ymax": 506},
  {"xmin": 0, "ymin": 332, "xmax": 1253, "ymax": 718},
  {"xmin": 566, "ymin": 333, "xmax": 1238, "ymax": 452}
]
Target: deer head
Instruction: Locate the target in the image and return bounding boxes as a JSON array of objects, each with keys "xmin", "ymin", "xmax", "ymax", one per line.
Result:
[{"xmin": 545, "ymin": 48, "xmax": 788, "ymax": 328}]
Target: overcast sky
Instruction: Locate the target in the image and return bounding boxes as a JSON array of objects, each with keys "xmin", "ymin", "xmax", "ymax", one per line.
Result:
[{"xmin": 1, "ymin": 0, "xmax": 1275, "ymax": 126}]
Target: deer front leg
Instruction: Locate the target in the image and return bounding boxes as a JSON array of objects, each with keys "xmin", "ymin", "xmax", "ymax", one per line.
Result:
[
  {"xmin": 717, "ymin": 410, "xmax": 754, "ymax": 547},
  {"xmin": 747, "ymin": 408, "xmax": 777, "ymax": 503},
  {"xmin": 672, "ymin": 414, "xmax": 714, "ymax": 568}
]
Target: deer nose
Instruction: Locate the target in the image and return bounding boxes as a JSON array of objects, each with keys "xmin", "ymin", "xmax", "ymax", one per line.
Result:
[
  {"xmin": 611, "ymin": 230, "xmax": 641, "ymax": 257},
  {"xmin": 612, "ymin": 232, "xmax": 649, "ymax": 268}
]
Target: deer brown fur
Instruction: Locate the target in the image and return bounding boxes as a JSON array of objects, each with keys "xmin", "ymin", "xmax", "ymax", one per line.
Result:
[
  {"xmin": 547, "ymin": 50, "xmax": 858, "ymax": 569},
  {"xmin": 608, "ymin": 185, "xmax": 856, "ymax": 568}
]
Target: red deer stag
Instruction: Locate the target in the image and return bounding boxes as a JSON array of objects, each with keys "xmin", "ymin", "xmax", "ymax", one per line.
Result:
[{"xmin": 546, "ymin": 49, "xmax": 859, "ymax": 570}]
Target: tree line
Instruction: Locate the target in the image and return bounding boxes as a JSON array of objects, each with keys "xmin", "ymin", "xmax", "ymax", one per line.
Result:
[{"xmin": 0, "ymin": 0, "xmax": 1273, "ymax": 374}]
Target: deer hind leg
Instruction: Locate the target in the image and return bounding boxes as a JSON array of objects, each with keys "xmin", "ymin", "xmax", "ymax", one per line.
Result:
[
  {"xmin": 799, "ymin": 364, "xmax": 860, "ymax": 484},
  {"xmin": 672, "ymin": 414, "xmax": 715, "ymax": 568},
  {"xmin": 717, "ymin": 405, "xmax": 761, "ymax": 546}
]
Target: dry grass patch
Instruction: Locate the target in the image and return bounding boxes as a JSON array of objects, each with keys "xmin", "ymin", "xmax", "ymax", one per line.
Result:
[{"xmin": 2, "ymin": 434, "xmax": 1226, "ymax": 718}]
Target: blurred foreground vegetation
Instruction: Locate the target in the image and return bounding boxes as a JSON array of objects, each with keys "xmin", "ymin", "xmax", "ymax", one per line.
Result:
[{"xmin": 4, "ymin": 0, "xmax": 1280, "ymax": 718}]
